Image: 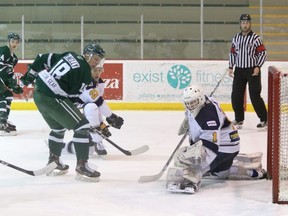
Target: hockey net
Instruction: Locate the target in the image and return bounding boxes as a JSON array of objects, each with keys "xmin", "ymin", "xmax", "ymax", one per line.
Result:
[{"xmin": 267, "ymin": 66, "xmax": 288, "ymax": 204}]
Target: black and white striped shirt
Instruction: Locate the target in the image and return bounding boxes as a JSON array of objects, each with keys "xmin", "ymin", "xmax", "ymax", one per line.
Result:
[{"xmin": 229, "ymin": 31, "xmax": 267, "ymax": 69}]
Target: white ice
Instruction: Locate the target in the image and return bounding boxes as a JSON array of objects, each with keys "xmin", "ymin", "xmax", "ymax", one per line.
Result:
[{"xmin": 0, "ymin": 110, "xmax": 288, "ymax": 216}]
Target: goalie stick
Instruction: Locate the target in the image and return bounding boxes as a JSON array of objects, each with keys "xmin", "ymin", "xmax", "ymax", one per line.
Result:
[
  {"xmin": 209, "ymin": 69, "xmax": 228, "ymax": 97},
  {"xmin": 91, "ymin": 129, "xmax": 149, "ymax": 156},
  {"xmin": 0, "ymin": 159, "xmax": 57, "ymax": 176},
  {"xmin": 138, "ymin": 130, "xmax": 188, "ymax": 183}
]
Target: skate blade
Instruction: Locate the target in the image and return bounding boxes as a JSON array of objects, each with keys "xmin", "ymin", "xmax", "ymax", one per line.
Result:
[
  {"xmin": 166, "ymin": 184, "xmax": 195, "ymax": 194},
  {"xmin": 167, "ymin": 187, "xmax": 195, "ymax": 194},
  {"xmin": 46, "ymin": 169, "xmax": 68, "ymax": 176},
  {"xmin": 96, "ymin": 154, "xmax": 106, "ymax": 160},
  {"xmin": 75, "ymin": 174, "xmax": 100, "ymax": 182},
  {"xmin": 235, "ymin": 125, "xmax": 243, "ymax": 130},
  {"xmin": 0, "ymin": 131, "xmax": 17, "ymax": 136}
]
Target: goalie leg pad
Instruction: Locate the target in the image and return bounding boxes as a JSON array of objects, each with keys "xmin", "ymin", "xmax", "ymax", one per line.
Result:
[
  {"xmin": 228, "ymin": 152, "xmax": 267, "ymax": 179},
  {"xmin": 234, "ymin": 152, "xmax": 263, "ymax": 168}
]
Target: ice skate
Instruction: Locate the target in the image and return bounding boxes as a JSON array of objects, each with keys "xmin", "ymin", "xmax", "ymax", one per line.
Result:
[
  {"xmin": 256, "ymin": 121, "xmax": 267, "ymax": 128},
  {"xmin": 66, "ymin": 141, "xmax": 75, "ymax": 154},
  {"xmin": 75, "ymin": 160, "xmax": 100, "ymax": 182},
  {"xmin": 166, "ymin": 180, "xmax": 200, "ymax": 194},
  {"xmin": 94, "ymin": 141, "xmax": 107, "ymax": 156},
  {"xmin": 7, "ymin": 121, "xmax": 16, "ymax": 131},
  {"xmin": 232, "ymin": 120, "xmax": 243, "ymax": 129},
  {"xmin": 64, "ymin": 141, "xmax": 94, "ymax": 156},
  {"xmin": 251, "ymin": 168, "xmax": 268, "ymax": 179},
  {"xmin": 46, "ymin": 152, "xmax": 69, "ymax": 176},
  {"xmin": 0, "ymin": 122, "xmax": 16, "ymax": 136}
]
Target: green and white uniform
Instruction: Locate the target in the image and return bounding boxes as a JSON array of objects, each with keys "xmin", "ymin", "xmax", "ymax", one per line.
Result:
[
  {"xmin": 0, "ymin": 45, "xmax": 18, "ymax": 123},
  {"xmin": 33, "ymin": 52, "xmax": 93, "ymax": 161}
]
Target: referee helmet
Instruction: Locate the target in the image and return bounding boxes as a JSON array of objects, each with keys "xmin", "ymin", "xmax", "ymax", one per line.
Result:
[{"xmin": 240, "ymin": 14, "xmax": 252, "ymax": 22}]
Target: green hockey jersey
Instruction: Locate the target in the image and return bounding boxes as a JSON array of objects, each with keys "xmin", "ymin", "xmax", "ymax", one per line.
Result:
[
  {"xmin": 35, "ymin": 52, "xmax": 92, "ymax": 101},
  {"xmin": 0, "ymin": 45, "xmax": 18, "ymax": 82}
]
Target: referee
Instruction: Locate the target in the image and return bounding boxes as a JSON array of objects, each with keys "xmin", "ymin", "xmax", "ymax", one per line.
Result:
[{"xmin": 228, "ymin": 14, "xmax": 267, "ymax": 129}]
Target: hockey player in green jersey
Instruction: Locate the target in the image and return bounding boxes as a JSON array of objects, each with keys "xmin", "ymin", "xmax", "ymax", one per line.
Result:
[
  {"xmin": 21, "ymin": 43, "xmax": 106, "ymax": 181},
  {"xmin": 0, "ymin": 32, "xmax": 23, "ymax": 136}
]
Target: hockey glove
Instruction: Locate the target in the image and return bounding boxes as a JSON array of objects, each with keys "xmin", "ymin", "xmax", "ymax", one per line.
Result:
[
  {"xmin": 20, "ymin": 76, "xmax": 32, "ymax": 86},
  {"xmin": 6, "ymin": 77, "xmax": 17, "ymax": 89},
  {"xmin": 12, "ymin": 85, "xmax": 23, "ymax": 94},
  {"xmin": 106, "ymin": 113, "xmax": 124, "ymax": 129},
  {"xmin": 94, "ymin": 122, "xmax": 111, "ymax": 138},
  {"xmin": 20, "ymin": 65, "xmax": 37, "ymax": 86}
]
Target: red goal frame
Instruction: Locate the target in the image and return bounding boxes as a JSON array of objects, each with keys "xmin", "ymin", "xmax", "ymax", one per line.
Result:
[{"xmin": 267, "ymin": 66, "xmax": 288, "ymax": 204}]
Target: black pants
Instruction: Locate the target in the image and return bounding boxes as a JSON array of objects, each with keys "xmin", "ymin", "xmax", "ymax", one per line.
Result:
[{"xmin": 231, "ymin": 67, "xmax": 267, "ymax": 122}]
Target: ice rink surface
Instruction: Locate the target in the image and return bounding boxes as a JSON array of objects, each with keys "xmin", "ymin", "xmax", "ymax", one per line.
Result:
[{"xmin": 0, "ymin": 110, "xmax": 288, "ymax": 216}]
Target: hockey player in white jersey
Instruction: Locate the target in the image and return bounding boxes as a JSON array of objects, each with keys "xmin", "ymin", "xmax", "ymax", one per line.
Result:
[
  {"xmin": 67, "ymin": 66, "xmax": 124, "ymax": 156},
  {"xmin": 166, "ymin": 85, "xmax": 267, "ymax": 194}
]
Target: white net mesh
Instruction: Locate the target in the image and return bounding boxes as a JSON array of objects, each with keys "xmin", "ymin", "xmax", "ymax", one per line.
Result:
[{"xmin": 278, "ymin": 73, "xmax": 288, "ymax": 202}]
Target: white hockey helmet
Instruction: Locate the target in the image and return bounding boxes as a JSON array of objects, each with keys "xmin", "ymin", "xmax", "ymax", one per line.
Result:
[{"xmin": 182, "ymin": 85, "xmax": 205, "ymax": 112}]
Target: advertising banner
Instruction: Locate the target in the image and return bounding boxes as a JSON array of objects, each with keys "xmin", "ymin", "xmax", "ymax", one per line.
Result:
[
  {"xmin": 12, "ymin": 60, "xmax": 288, "ymax": 110},
  {"xmin": 123, "ymin": 60, "xmax": 233, "ymax": 103}
]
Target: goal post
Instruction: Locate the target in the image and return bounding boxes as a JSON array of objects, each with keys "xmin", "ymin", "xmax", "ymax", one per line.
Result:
[{"xmin": 267, "ymin": 66, "xmax": 288, "ymax": 204}]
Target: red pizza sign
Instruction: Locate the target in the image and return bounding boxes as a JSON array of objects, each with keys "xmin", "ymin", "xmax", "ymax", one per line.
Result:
[{"xmin": 102, "ymin": 63, "xmax": 123, "ymax": 100}]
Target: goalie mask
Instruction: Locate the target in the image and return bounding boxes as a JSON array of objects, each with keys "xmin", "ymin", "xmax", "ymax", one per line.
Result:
[
  {"xmin": 83, "ymin": 43, "xmax": 106, "ymax": 68},
  {"xmin": 182, "ymin": 85, "xmax": 205, "ymax": 113}
]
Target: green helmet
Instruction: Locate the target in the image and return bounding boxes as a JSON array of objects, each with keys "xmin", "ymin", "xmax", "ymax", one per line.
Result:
[
  {"xmin": 83, "ymin": 43, "xmax": 105, "ymax": 59},
  {"xmin": 7, "ymin": 32, "xmax": 20, "ymax": 41}
]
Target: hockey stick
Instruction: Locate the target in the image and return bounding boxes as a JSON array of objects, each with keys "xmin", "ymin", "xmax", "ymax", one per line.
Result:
[
  {"xmin": 21, "ymin": 93, "xmax": 29, "ymax": 101},
  {"xmin": 92, "ymin": 129, "xmax": 149, "ymax": 156},
  {"xmin": 0, "ymin": 160, "xmax": 57, "ymax": 176},
  {"xmin": 209, "ymin": 69, "xmax": 228, "ymax": 97},
  {"xmin": 138, "ymin": 130, "xmax": 188, "ymax": 183}
]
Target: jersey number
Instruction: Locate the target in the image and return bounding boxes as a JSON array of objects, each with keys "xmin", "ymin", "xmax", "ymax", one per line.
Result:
[{"xmin": 49, "ymin": 59, "xmax": 70, "ymax": 79}]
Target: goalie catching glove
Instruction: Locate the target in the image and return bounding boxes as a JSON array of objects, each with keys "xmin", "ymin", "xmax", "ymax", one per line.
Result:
[
  {"xmin": 175, "ymin": 140, "xmax": 207, "ymax": 167},
  {"xmin": 106, "ymin": 113, "xmax": 124, "ymax": 129}
]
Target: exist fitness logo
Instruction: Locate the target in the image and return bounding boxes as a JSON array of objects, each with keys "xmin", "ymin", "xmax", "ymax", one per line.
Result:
[
  {"xmin": 132, "ymin": 64, "xmax": 192, "ymax": 90},
  {"xmin": 134, "ymin": 64, "xmax": 192, "ymax": 101},
  {"xmin": 167, "ymin": 64, "xmax": 192, "ymax": 89}
]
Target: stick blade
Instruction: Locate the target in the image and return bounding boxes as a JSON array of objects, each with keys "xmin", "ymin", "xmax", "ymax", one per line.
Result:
[
  {"xmin": 130, "ymin": 145, "xmax": 149, "ymax": 156},
  {"xmin": 138, "ymin": 171, "xmax": 163, "ymax": 183},
  {"xmin": 32, "ymin": 162, "xmax": 57, "ymax": 176}
]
